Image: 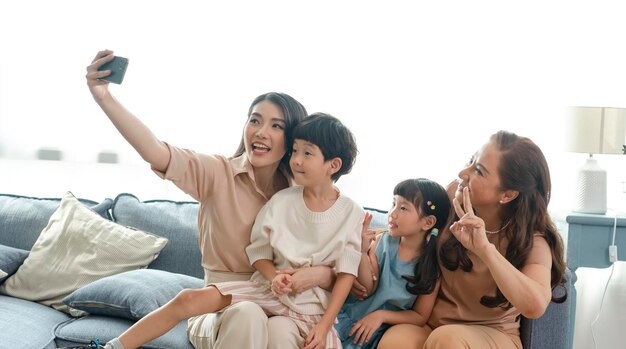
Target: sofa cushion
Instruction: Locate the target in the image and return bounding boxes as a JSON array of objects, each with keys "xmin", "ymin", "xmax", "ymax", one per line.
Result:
[
  {"xmin": 55, "ymin": 316, "xmax": 195, "ymax": 349},
  {"xmin": 0, "ymin": 193, "xmax": 113, "ymax": 250},
  {"xmin": 111, "ymin": 193, "xmax": 204, "ymax": 278},
  {"xmin": 0, "ymin": 245, "xmax": 29, "ymax": 284},
  {"xmin": 0, "ymin": 295, "xmax": 72, "ymax": 349},
  {"xmin": 0, "ymin": 192, "xmax": 169, "ymax": 313},
  {"xmin": 63, "ymin": 269, "xmax": 204, "ymax": 320},
  {"xmin": 520, "ymin": 268, "xmax": 572, "ymax": 349}
]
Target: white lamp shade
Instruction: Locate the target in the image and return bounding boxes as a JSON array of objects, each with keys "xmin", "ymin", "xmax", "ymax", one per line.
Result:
[{"xmin": 565, "ymin": 106, "xmax": 626, "ymax": 154}]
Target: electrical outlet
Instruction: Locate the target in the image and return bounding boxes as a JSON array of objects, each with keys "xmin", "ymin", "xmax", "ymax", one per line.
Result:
[{"xmin": 609, "ymin": 245, "xmax": 618, "ymax": 263}]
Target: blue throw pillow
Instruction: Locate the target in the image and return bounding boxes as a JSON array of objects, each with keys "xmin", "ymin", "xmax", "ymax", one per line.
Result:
[
  {"xmin": 0, "ymin": 245, "xmax": 29, "ymax": 284},
  {"xmin": 62, "ymin": 269, "xmax": 204, "ymax": 320}
]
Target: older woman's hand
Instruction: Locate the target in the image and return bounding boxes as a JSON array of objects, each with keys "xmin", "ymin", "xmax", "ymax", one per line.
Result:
[{"xmin": 449, "ymin": 187, "xmax": 491, "ymax": 255}]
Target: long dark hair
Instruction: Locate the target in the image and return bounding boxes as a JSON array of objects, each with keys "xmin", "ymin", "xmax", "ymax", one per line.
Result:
[
  {"xmin": 398, "ymin": 178, "xmax": 451, "ymax": 296},
  {"xmin": 440, "ymin": 131, "xmax": 567, "ymax": 309},
  {"xmin": 233, "ymin": 92, "xmax": 307, "ymax": 175}
]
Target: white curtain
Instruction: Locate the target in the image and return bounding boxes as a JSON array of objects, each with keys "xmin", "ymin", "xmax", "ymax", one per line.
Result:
[{"xmin": 573, "ymin": 264, "xmax": 626, "ymax": 349}]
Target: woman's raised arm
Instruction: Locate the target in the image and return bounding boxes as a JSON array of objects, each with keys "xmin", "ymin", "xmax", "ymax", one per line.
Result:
[{"xmin": 86, "ymin": 50, "xmax": 170, "ymax": 172}]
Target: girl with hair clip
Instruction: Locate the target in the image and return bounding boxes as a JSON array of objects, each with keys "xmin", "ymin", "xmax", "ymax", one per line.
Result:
[
  {"xmin": 336, "ymin": 178, "xmax": 451, "ymax": 349},
  {"xmin": 378, "ymin": 131, "xmax": 568, "ymax": 349},
  {"xmin": 84, "ymin": 50, "xmax": 335, "ymax": 349}
]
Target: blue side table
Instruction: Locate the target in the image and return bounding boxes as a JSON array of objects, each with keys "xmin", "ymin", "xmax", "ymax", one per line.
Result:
[{"xmin": 563, "ymin": 213, "xmax": 626, "ymax": 349}]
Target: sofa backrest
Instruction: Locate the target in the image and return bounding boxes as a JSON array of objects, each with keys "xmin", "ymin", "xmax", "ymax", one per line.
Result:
[
  {"xmin": 0, "ymin": 192, "xmax": 390, "ymax": 281},
  {"xmin": 109, "ymin": 194, "xmax": 390, "ymax": 279},
  {"xmin": 111, "ymin": 193, "xmax": 204, "ymax": 279},
  {"xmin": 0, "ymin": 193, "xmax": 112, "ymax": 251}
]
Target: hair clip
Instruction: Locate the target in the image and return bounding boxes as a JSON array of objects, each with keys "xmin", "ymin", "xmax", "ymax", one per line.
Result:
[
  {"xmin": 426, "ymin": 200, "xmax": 436, "ymax": 210},
  {"xmin": 430, "ymin": 228, "xmax": 439, "ymax": 237}
]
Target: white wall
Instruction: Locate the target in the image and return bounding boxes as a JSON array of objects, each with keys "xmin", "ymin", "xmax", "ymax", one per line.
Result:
[{"xmin": 1, "ymin": 1, "xmax": 626, "ymax": 348}]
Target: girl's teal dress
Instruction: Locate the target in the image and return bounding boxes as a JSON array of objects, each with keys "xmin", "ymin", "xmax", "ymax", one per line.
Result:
[{"xmin": 335, "ymin": 232, "xmax": 418, "ymax": 349}]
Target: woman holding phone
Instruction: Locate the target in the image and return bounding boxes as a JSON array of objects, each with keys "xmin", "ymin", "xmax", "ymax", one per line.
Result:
[{"xmin": 85, "ymin": 49, "xmax": 334, "ymax": 349}]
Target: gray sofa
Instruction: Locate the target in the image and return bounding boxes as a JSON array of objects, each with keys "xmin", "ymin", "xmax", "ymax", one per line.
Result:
[{"xmin": 0, "ymin": 193, "xmax": 572, "ymax": 349}]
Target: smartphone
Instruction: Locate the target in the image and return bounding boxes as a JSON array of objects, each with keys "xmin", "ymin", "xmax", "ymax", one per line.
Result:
[{"xmin": 98, "ymin": 56, "xmax": 129, "ymax": 84}]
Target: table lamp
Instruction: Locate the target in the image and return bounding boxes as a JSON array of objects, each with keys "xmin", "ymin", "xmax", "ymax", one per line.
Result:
[{"xmin": 565, "ymin": 106, "xmax": 626, "ymax": 214}]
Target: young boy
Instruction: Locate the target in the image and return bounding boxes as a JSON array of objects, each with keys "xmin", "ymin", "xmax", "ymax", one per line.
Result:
[{"xmin": 100, "ymin": 113, "xmax": 364, "ymax": 349}]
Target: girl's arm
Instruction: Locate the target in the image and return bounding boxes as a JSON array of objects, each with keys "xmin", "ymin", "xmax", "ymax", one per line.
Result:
[
  {"xmin": 86, "ymin": 50, "xmax": 171, "ymax": 172},
  {"xmin": 348, "ymin": 280, "xmax": 440, "ymax": 346},
  {"xmin": 304, "ymin": 273, "xmax": 355, "ymax": 349},
  {"xmin": 355, "ymin": 236, "xmax": 381, "ymax": 296},
  {"xmin": 406, "ymin": 278, "xmax": 440, "ymax": 326},
  {"xmin": 254, "ymin": 259, "xmax": 294, "ymax": 295}
]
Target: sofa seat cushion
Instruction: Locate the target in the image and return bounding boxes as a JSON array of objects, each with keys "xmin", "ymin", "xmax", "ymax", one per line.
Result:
[
  {"xmin": 0, "ymin": 193, "xmax": 113, "ymax": 251},
  {"xmin": 55, "ymin": 316, "xmax": 195, "ymax": 349},
  {"xmin": 0, "ymin": 295, "xmax": 71, "ymax": 349},
  {"xmin": 0, "ymin": 192, "xmax": 169, "ymax": 313},
  {"xmin": 63, "ymin": 269, "xmax": 204, "ymax": 321},
  {"xmin": 111, "ymin": 193, "xmax": 204, "ymax": 278}
]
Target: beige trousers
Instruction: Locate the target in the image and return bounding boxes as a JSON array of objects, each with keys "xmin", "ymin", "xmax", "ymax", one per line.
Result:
[
  {"xmin": 378, "ymin": 323, "xmax": 522, "ymax": 349},
  {"xmin": 186, "ymin": 270, "xmax": 304, "ymax": 349}
]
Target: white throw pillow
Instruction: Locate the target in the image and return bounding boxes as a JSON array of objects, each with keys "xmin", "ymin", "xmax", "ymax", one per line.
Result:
[{"xmin": 0, "ymin": 192, "xmax": 169, "ymax": 312}]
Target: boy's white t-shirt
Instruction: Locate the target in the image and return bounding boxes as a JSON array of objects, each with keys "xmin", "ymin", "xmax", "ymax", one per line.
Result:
[{"xmin": 246, "ymin": 185, "xmax": 363, "ymax": 315}]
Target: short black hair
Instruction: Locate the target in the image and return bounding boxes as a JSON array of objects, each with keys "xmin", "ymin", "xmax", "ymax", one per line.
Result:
[{"xmin": 292, "ymin": 113, "xmax": 358, "ymax": 182}]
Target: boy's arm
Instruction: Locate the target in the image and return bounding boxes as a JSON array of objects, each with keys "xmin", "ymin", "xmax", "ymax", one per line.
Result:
[
  {"xmin": 322, "ymin": 273, "xmax": 355, "ymax": 325},
  {"xmin": 277, "ymin": 265, "xmax": 336, "ymax": 293},
  {"xmin": 303, "ymin": 273, "xmax": 355, "ymax": 349},
  {"xmin": 252, "ymin": 259, "xmax": 278, "ymax": 281}
]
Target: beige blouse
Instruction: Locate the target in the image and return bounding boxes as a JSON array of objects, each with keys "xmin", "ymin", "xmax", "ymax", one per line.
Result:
[
  {"xmin": 153, "ymin": 144, "xmax": 290, "ymax": 276},
  {"xmin": 428, "ymin": 233, "xmax": 521, "ymax": 336}
]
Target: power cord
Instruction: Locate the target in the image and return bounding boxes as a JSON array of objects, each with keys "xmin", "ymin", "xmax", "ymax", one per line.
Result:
[
  {"xmin": 609, "ymin": 214, "xmax": 618, "ymax": 263},
  {"xmin": 590, "ymin": 213, "xmax": 619, "ymax": 349}
]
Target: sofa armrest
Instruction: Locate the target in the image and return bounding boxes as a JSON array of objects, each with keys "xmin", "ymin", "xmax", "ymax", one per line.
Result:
[{"xmin": 520, "ymin": 268, "xmax": 572, "ymax": 349}]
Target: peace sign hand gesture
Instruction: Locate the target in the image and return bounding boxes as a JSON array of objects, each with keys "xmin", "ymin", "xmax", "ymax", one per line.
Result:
[{"xmin": 449, "ymin": 187, "xmax": 491, "ymax": 255}]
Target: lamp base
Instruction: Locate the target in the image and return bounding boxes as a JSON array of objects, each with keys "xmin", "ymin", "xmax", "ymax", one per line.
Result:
[{"xmin": 573, "ymin": 156, "xmax": 607, "ymax": 215}]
